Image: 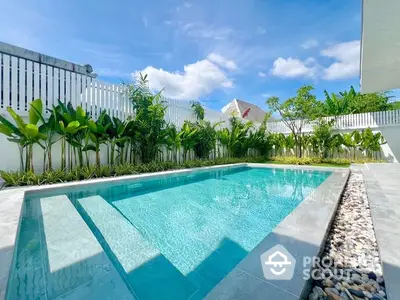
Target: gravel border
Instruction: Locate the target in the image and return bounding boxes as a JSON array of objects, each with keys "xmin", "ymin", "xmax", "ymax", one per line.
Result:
[{"xmin": 309, "ymin": 171, "xmax": 387, "ymax": 300}]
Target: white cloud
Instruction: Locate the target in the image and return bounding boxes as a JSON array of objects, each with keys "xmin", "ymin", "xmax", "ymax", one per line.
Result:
[
  {"xmin": 182, "ymin": 22, "xmax": 232, "ymax": 40},
  {"xmin": 258, "ymin": 71, "xmax": 266, "ymax": 78},
  {"xmin": 207, "ymin": 53, "xmax": 237, "ymax": 70},
  {"xmin": 321, "ymin": 40, "xmax": 360, "ymax": 80},
  {"xmin": 134, "ymin": 57, "xmax": 234, "ymax": 100},
  {"xmin": 301, "ymin": 39, "xmax": 319, "ymax": 49},
  {"xmin": 270, "ymin": 57, "xmax": 317, "ymax": 78},
  {"xmin": 262, "ymin": 93, "xmax": 271, "ymax": 98}
]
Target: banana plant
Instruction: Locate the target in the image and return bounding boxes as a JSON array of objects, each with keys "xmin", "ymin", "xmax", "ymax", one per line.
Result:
[
  {"xmin": 0, "ymin": 99, "xmax": 46, "ymax": 172},
  {"xmin": 285, "ymin": 134, "xmax": 296, "ymax": 156},
  {"xmin": 180, "ymin": 121, "xmax": 197, "ymax": 161},
  {"xmin": 31, "ymin": 102, "xmax": 64, "ymax": 171},
  {"xmin": 86, "ymin": 111, "xmax": 111, "ymax": 167},
  {"xmin": 342, "ymin": 131, "xmax": 361, "ymax": 160},
  {"xmin": 165, "ymin": 124, "xmax": 182, "ymax": 162},
  {"xmin": 56, "ymin": 101, "xmax": 88, "ymax": 169},
  {"xmin": 103, "ymin": 114, "xmax": 129, "ymax": 165},
  {"xmin": 359, "ymin": 128, "xmax": 386, "ymax": 159},
  {"xmin": 269, "ymin": 133, "xmax": 286, "ymax": 156}
]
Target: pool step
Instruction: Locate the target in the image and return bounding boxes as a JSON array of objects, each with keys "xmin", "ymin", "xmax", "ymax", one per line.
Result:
[
  {"xmin": 77, "ymin": 195, "xmax": 197, "ymax": 300},
  {"xmin": 39, "ymin": 195, "xmax": 134, "ymax": 300}
]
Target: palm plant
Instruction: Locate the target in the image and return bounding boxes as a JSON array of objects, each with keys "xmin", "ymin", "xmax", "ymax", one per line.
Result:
[
  {"xmin": 128, "ymin": 73, "xmax": 168, "ymax": 163},
  {"xmin": 193, "ymin": 120, "xmax": 220, "ymax": 159},
  {"xmin": 191, "ymin": 101, "xmax": 205, "ymax": 121}
]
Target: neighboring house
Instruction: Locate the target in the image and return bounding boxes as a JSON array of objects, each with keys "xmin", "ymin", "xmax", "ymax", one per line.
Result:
[{"xmin": 221, "ymin": 98, "xmax": 270, "ymax": 123}]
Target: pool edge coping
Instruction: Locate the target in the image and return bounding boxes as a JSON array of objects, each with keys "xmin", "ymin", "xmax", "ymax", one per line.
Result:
[{"xmin": 0, "ymin": 163, "xmax": 348, "ymax": 300}]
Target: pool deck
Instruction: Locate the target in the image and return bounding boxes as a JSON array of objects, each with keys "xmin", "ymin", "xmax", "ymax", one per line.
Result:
[
  {"xmin": 0, "ymin": 163, "xmax": 349, "ymax": 300},
  {"xmin": 362, "ymin": 163, "xmax": 400, "ymax": 300}
]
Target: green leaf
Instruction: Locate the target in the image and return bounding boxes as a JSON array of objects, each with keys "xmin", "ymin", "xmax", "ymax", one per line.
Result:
[
  {"xmin": 82, "ymin": 144, "xmax": 96, "ymax": 152},
  {"xmin": 62, "ymin": 112, "xmax": 73, "ymax": 123},
  {"xmin": 7, "ymin": 138, "xmax": 25, "ymax": 145},
  {"xmin": 0, "ymin": 124, "xmax": 14, "ymax": 137},
  {"xmin": 59, "ymin": 121, "xmax": 66, "ymax": 133},
  {"xmin": 6, "ymin": 107, "xmax": 26, "ymax": 132},
  {"xmin": 0, "ymin": 114, "xmax": 20, "ymax": 136},
  {"xmin": 29, "ymin": 99, "xmax": 43, "ymax": 125},
  {"xmin": 25, "ymin": 124, "xmax": 39, "ymax": 138},
  {"xmin": 66, "ymin": 139, "xmax": 82, "ymax": 148},
  {"xmin": 88, "ymin": 120, "xmax": 97, "ymax": 132},
  {"xmin": 37, "ymin": 132, "xmax": 47, "ymax": 140},
  {"xmin": 65, "ymin": 120, "xmax": 80, "ymax": 134},
  {"xmin": 89, "ymin": 132, "xmax": 97, "ymax": 143},
  {"xmin": 76, "ymin": 106, "xmax": 86, "ymax": 123}
]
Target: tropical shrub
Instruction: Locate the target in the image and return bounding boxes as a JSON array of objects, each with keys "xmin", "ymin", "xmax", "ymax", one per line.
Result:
[
  {"xmin": 322, "ymin": 86, "xmax": 394, "ymax": 116},
  {"xmin": 0, "ymin": 156, "xmax": 267, "ymax": 187},
  {"xmin": 127, "ymin": 73, "xmax": 168, "ymax": 163},
  {"xmin": 218, "ymin": 117, "xmax": 254, "ymax": 157}
]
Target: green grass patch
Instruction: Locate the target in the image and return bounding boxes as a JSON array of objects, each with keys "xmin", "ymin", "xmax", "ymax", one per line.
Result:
[
  {"xmin": 267, "ymin": 156, "xmax": 381, "ymax": 168},
  {"xmin": 267, "ymin": 161, "xmax": 350, "ymax": 168}
]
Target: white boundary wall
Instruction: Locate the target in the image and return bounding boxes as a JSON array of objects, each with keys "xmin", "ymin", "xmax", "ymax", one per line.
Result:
[{"xmin": 1, "ymin": 44, "xmax": 400, "ymax": 172}]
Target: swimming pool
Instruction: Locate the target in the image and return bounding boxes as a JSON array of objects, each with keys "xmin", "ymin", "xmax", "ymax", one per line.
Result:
[{"xmin": 6, "ymin": 165, "xmax": 331, "ymax": 300}]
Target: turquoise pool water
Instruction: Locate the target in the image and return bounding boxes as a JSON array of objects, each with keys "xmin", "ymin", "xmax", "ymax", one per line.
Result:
[{"xmin": 7, "ymin": 166, "xmax": 331, "ymax": 300}]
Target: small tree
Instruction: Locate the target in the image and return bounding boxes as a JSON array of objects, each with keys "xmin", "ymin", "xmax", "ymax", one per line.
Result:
[
  {"xmin": 266, "ymin": 85, "xmax": 321, "ymax": 157},
  {"xmin": 312, "ymin": 119, "xmax": 335, "ymax": 159}
]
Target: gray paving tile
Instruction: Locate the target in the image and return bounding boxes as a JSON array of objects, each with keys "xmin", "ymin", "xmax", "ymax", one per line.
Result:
[
  {"xmin": 204, "ymin": 269, "xmax": 298, "ymax": 300},
  {"xmin": 364, "ymin": 164, "xmax": 400, "ymax": 300}
]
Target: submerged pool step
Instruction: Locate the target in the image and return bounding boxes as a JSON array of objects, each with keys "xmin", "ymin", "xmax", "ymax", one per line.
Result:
[
  {"xmin": 39, "ymin": 195, "xmax": 134, "ymax": 300},
  {"xmin": 77, "ymin": 195, "xmax": 197, "ymax": 300}
]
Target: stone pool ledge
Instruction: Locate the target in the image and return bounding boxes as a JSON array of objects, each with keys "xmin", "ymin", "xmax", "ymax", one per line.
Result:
[
  {"xmin": 0, "ymin": 163, "xmax": 247, "ymax": 300},
  {"xmin": 206, "ymin": 165, "xmax": 350, "ymax": 300},
  {"xmin": 362, "ymin": 163, "xmax": 400, "ymax": 300}
]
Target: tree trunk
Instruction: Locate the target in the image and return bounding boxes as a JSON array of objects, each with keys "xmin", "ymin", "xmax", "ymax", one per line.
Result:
[
  {"xmin": 96, "ymin": 144, "xmax": 100, "ymax": 167},
  {"xmin": 110, "ymin": 142, "xmax": 115, "ymax": 165},
  {"xmin": 61, "ymin": 138, "xmax": 65, "ymax": 170},
  {"xmin": 47, "ymin": 145, "xmax": 52, "ymax": 170},
  {"xmin": 19, "ymin": 145, "xmax": 24, "ymax": 172},
  {"xmin": 29, "ymin": 144, "xmax": 34, "ymax": 173}
]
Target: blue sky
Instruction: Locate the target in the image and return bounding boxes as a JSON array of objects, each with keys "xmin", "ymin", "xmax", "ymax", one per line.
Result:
[{"xmin": 0, "ymin": 0, "xmax": 363, "ymax": 111}]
